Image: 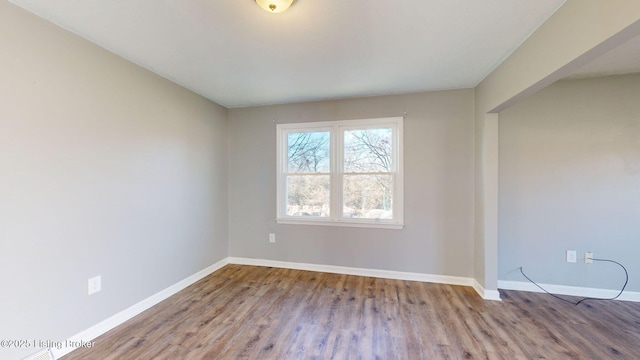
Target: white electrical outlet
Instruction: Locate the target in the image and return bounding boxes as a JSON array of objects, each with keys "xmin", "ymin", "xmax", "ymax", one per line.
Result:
[
  {"xmin": 88, "ymin": 275, "xmax": 101, "ymax": 295},
  {"xmin": 269, "ymin": 233, "xmax": 276, "ymax": 243},
  {"xmin": 585, "ymin": 252, "xmax": 593, "ymax": 264},
  {"xmin": 566, "ymin": 250, "xmax": 577, "ymax": 263}
]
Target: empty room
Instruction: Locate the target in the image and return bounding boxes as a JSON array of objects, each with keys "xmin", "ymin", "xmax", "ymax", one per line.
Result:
[{"xmin": 2, "ymin": 0, "xmax": 640, "ymax": 359}]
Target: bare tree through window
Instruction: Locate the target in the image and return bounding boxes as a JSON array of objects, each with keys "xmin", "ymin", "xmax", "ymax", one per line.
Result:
[
  {"xmin": 286, "ymin": 131, "xmax": 330, "ymax": 216},
  {"xmin": 287, "ymin": 132, "xmax": 330, "ymax": 172},
  {"xmin": 343, "ymin": 128, "xmax": 393, "ymax": 219}
]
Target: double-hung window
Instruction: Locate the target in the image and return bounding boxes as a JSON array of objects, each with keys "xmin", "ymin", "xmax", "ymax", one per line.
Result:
[{"xmin": 277, "ymin": 117, "xmax": 403, "ymax": 229}]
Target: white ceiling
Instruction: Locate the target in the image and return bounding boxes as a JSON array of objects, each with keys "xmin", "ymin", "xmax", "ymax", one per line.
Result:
[{"xmin": 10, "ymin": 0, "xmax": 567, "ymax": 108}]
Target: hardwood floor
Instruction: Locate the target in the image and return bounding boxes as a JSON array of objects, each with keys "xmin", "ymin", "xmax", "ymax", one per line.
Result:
[{"xmin": 62, "ymin": 265, "xmax": 640, "ymax": 359}]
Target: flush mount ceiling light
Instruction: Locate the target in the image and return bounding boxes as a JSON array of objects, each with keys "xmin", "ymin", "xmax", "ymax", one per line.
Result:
[{"xmin": 256, "ymin": 0, "xmax": 294, "ymax": 13}]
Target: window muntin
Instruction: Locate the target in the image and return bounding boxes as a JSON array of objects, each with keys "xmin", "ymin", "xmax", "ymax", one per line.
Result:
[{"xmin": 277, "ymin": 117, "xmax": 403, "ymax": 229}]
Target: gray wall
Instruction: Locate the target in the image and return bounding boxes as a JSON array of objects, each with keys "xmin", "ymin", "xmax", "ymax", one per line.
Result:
[
  {"xmin": 228, "ymin": 90, "xmax": 475, "ymax": 277},
  {"xmin": 0, "ymin": 3, "xmax": 228, "ymax": 359},
  {"xmin": 499, "ymin": 74, "xmax": 640, "ymax": 292}
]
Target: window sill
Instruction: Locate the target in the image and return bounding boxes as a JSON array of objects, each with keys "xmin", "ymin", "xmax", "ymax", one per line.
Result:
[{"xmin": 276, "ymin": 218, "xmax": 404, "ymax": 230}]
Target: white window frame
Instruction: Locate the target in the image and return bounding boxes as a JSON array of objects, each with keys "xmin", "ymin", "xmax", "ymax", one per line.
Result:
[{"xmin": 276, "ymin": 117, "xmax": 403, "ymax": 229}]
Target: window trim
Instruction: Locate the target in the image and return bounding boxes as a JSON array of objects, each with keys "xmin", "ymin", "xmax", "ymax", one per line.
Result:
[{"xmin": 276, "ymin": 117, "xmax": 404, "ymax": 229}]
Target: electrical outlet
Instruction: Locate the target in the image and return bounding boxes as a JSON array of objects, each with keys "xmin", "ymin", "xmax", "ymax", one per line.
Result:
[
  {"xmin": 585, "ymin": 252, "xmax": 593, "ymax": 264},
  {"xmin": 88, "ymin": 276, "xmax": 101, "ymax": 295},
  {"xmin": 566, "ymin": 250, "xmax": 577, "ymax": 263},
  {"xmin": 269, "ymin": 233, "xmax": 276, "ymax": 243}
]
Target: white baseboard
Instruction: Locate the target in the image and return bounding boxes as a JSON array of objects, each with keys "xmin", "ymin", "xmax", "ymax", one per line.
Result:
[
  {"xmin": 472, "ymin": 279, "xmax": 502, "ymax": 301},
  {"xmin": 52, "ymin": 258, "xmax": 229, "ymax": 359},
  {"xmin": 498, "ymin": 280, "xmax": 640, "ymax": 302},
  {"xmin": 228, "ymin": 257, "xmax": 501, "ymax": 301}
]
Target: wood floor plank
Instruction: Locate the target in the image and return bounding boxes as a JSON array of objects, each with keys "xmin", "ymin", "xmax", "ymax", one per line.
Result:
[{"xmin": 61, "ymin": 265, "xmax": 640, "ymax": 360}]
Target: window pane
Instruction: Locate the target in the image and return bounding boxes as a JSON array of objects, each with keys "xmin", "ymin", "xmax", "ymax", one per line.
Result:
[
  {"xmin": 343, "ymin": 174, "xmax": 393, "ymax": 219},
  {"xmin": 344, "ymin": 128, "xmax": 392, "ymax": 173},
  {"xmin": 287, "ymin": 131, "xmax": 330, "ymax": 173},
  {"xmin": 287, "ymin": 175, "xmax": 330, "ymax": 217}
]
